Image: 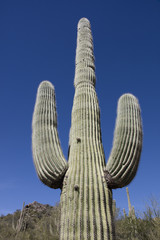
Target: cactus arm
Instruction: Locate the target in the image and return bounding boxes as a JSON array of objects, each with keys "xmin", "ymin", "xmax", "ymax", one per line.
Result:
[
  {"xmin": 32, "ymin": 81, "xmax": 68, "ymax": 189},
  {"xmin": 105, "ymin": 93, "xmax": 143, "ymax": 189}
]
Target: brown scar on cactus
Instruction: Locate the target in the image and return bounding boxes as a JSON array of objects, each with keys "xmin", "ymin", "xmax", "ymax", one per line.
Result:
[{"xmin": 32, "ymin": 17, "xmax": 143, "ymax": 240}]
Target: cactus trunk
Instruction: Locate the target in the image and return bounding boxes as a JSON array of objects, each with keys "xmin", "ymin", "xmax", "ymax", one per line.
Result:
[
  {"xmin": 60, "ymin": 19, "xmax": 115, "ymax": 239},
  {"xmin": 60, "ymin": 87, "xmax": 114, "ymax": 239}
]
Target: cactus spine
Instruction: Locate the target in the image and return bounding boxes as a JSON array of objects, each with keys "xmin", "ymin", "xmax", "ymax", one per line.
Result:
[{"xmin": 32, "ymin": 18, "xmax": 143, "ymax": 240}]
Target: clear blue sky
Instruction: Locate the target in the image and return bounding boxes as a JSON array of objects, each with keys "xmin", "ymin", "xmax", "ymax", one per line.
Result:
[{"xmin": 0, "ymin": 0, "xmax": 160, "ymax": 215}]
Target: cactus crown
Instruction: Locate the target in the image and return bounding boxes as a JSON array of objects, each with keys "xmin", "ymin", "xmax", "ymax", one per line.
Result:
[{"xmin": 74, "ymin": 18, "xmax": 95, "ymax": 87}]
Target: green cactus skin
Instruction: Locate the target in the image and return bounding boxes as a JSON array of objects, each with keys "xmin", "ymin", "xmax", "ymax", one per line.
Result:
[{"xmin": 32, "ymin": 18, "xmax": 143, "ymax": 240}]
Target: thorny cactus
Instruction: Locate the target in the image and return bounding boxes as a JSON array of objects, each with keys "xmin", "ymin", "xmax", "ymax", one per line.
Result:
[
  {"xmin": 126, "ymin": 187, "xmax": 136, "ymax": 218},
  {"xmin": 32, "ymin": 18, "xmax": 143, "ymax": 240}
]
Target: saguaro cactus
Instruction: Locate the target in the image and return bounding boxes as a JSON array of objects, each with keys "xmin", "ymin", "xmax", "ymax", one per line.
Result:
[
  {"xmin": 126, "ymin": 187, "xmax": 136, "ymax": 218},
  {"xmin": 32, "ymin": 18, "xmax": 143, "ymax": 240}
]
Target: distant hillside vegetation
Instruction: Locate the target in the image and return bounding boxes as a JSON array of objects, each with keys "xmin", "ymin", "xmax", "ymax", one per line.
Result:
[
  {"xmin": 0, "ymin": 199, "xmax": 160, "ymax": 240},
  {"xmin": 0, "ymin": 201, "xmax": 60, "ymax": 240}
]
